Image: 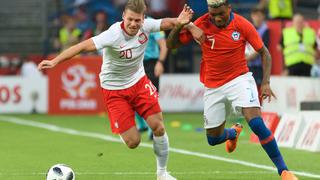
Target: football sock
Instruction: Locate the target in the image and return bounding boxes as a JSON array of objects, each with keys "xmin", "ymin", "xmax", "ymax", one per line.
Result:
[
  {"xmin": 153, "ymin": 132, "xmax": 169, "ymax": 176},
  {"xmin": 135, "ymin": 112, "xmax": 148, "ymax": 130},
  {"xmin": 248, "ymin": 116, "xmax": 288, "ymax": 175},
  {"xmin": 207, "ymin": 128, "xmax": 237, "ymax": 146}
]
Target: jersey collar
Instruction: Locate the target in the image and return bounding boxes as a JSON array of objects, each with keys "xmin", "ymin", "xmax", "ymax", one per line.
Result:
[
  {"xmin": 227, "ymin": 12, "xmax": 234, "ymax": 26},
  {"xmin": 120, "ymin": 21, "xmax": 132, "ymax": 37}
]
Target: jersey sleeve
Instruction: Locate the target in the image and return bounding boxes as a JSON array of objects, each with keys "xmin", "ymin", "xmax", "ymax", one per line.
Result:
[
  {"xmin": 241, "ymin": 18, "xmax": 264, "ymax": 51},
  {"xmin": 144, "ymin": 18, "xmax": 162, "ymax": 33},
  {"xmin": 91, "ymin": 28, "xmax": 116, "ymax": 50}
]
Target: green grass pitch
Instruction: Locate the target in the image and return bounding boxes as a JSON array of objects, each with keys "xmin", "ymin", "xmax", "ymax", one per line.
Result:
[{"xmin": 0, "ymin": 113, "xmax": 319, "ymax": 180}]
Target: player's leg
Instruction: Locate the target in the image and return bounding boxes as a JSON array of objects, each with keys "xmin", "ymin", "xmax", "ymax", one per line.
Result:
[
  {"xmin": 243, "ymin": 107, "xmax": 291, "ymax": 176},
  {"xmin": 224, "ymin": 72, "xmax": 263, "ymax": 153},
  {"xmin": 135, "ymin": 112, "xmax": 149, "ymax": 132},
  {"xmin": 135, "ymin": 112, "xmax": 153, "ymax": 140},
  {"xmin": 144, "ymin": 60, "xmax": 160, "ymax": 140},
  {"xmin": 243, "ymin": 108, "xmax": 298, "ymax": 179},
  {"xmin": 240, "ymin": 74, "xmax": 288, "ymax": 175},
  {"xmin": 228, "ymin": 73, "xmax": 296, "ymax": 178},
  {"xmin": 204, "ymin": 88, "xmax": 238, "ymax": 148},
  {"xmin": 110, "ymin": 107, "xmax": 141, "ymax": 149},
  {"xmin": 145, "ymin": 112, "xmax": 175, "ymax": 180},
  {"xmin": 134, "ymin": 76, "xmax": 175, "ymax": 180},
  {"xmin": 206, "ymin": 121, "xmax": 239, "ymax": 146},
  {"xmin": 101, "ymin": 88, "xmax": 141, "ymax": 149},
  {"xmin": 143, "ymin": 110, "xmax": 170, "ymax": 178},
  {"xmin": 119, "ymin": 126, "xmax": 141, "ymax": 149}
]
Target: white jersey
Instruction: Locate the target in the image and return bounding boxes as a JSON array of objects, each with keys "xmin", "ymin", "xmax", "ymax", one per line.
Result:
[{"xmin": 92, "ymin": 18, "xmax": 162, "ymax": 90}]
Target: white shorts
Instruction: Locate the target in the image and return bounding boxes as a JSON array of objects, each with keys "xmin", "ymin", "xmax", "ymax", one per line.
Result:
[{"xmin": 203, "ymin": 72, "xmax": 260, "ymax": 129}]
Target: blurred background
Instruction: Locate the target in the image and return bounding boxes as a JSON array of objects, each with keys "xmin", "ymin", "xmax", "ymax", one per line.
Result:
[{"xmin": 0, "ymin": 0, "xmax": 319, "ymax": 74}]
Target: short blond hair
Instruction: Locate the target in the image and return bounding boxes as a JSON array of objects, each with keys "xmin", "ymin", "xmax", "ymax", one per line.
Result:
[
  {"xmin": 207, "ymin": 0, "xmax": 228, "ymax": 8},
  {"xmin": 124, "ymin": 0, "xmax": 146, "ymax": 14}
]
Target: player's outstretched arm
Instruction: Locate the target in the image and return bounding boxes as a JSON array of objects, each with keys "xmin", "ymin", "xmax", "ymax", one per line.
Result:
[
  {"xmin": 159, "ymin": 4, "xmax": 194, "ymax": 31},
  {"xmin": 38, "ymin": 39, "xmax": 96, "ymax": 71},
  {"xmin": 166, "ymin": 6, "xmax": 204, "ymax": 49},
  {"xmin": 258, "ymin": 45, "xmax": 276, "ymax": 102},
  {"xmin": 165, "ymin": 5, "xmax": 194, "ymax": 49}
]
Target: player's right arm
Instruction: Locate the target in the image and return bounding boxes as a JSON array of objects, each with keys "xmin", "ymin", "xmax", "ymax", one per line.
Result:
[
  {"xmin": 166, "ymin": 19, "xmax": 204, "ymax": 49},
  {"xmin": 38, "ymin": 39, "xmax": 96, "ymax": 70},
  {"xmin": 166, "ymin": 22, "xmax": 185, "ymax": 49}
]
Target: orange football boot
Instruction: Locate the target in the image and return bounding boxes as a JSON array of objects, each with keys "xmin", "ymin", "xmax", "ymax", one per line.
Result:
[
  {"xmin": 226, "ymin": 123, "xmax": 243, "ymax": 153},
  {"xmin": 281, "ymin": 170, "xmax": 298, "ymax": 180}
]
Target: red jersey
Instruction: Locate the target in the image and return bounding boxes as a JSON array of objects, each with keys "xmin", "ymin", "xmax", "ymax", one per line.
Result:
[{"xmin": 180, "ymin": 13, "xmax": 263, "ymax": 88}]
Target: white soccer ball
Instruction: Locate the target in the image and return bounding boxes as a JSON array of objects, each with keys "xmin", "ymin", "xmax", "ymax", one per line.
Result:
[{"xmin": 46, "ymin": 164, "xmax": 75, "ymax": 180}]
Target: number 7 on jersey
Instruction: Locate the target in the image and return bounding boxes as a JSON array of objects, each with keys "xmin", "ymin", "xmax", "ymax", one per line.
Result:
[{"xmin": 207, "ymin": 35, "xmax": 215, "ymax": 50}]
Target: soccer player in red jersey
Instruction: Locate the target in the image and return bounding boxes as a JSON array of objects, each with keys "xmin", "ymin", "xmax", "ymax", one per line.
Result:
[{"xmin": 166, "ymin": 0, "xmax": 298, "ymax": 179}]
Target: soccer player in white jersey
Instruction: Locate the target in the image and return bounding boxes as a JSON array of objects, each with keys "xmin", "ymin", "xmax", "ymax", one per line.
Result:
[{"xmin": 38, "ymin": 0, "xmax": 202, "ymax": 179}]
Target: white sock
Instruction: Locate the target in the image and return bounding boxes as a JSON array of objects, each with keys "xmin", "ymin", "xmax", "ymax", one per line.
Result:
[{"xmin": 153, "ymin": 132, "xmax": 169, "ymax": 176}]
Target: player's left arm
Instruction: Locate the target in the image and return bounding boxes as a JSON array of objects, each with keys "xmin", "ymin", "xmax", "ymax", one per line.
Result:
[
  {"xmin": 244, "ymin": 17, "xmax": 276, "ymax": 102},
  {"xmin": 257, "ymin": 45, "xmax": 276, "ymax": 102}
]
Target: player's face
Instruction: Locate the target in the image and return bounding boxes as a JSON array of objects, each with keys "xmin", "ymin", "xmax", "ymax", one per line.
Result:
[
  {"xmin": 122, "ymin": 9, "xmax": 144, "ymax": 36},
  {"xmin": 208, "ymin": 5, "xmax": 231, "ymax": 28}
]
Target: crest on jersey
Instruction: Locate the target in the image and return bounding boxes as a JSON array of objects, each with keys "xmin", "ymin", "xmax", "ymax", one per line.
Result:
[
  {"xmin": 231, "ymin": 31, "xmax": 240, "ymax": 41},
  {"xmin": 138, "ymin": 32, "xmax": 148, "ymax": 44}
]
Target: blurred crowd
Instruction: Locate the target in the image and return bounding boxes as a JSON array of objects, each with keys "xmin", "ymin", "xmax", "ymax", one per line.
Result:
[{"xmin": 0, "ymin": 0, "xmax": 320, "ymax": 77}]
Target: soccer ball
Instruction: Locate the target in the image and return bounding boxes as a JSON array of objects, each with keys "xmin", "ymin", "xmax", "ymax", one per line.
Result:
[{"xmin": 46, "ymin": 164, "xmax": 75, "ymax": 180}]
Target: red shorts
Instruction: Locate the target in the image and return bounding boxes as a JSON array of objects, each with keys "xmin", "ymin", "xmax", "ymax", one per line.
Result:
[{"xmin": 101, "ymin": 76, "xmax": 162, "ymax": 134}]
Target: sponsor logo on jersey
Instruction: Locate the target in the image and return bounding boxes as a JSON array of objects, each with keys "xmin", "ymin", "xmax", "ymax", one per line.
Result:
[
  {"xmin": 138, "ymin": 32, "xmax": 148, "ymax": 44},
  {"xmin": 231, "ymin": 31, "xmax": 240, "ymax": 41}
]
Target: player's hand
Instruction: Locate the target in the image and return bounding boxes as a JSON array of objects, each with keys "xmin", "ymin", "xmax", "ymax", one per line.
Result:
[
  {"xmin": 260, "ymin": 82, "xmax": 276, "ymax": 103},
  {"xmin": 154, "ymin": 61, "xmax": 164, "ymax": 77},
  {"xmin": 177, "ymin": 4, "xmax": 194, "ymax": 26},
  {"xmin": 38, "ymin": 60, "xmax": 58, "ymax": 71}
]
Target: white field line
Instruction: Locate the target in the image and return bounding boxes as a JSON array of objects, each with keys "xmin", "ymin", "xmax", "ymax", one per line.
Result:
[
  {"xmin": 0, "ymin": 171, "xmax": 276, "ymax": 176},
  {"xmin": 0, "ymin": 116, "xmax": 319, "ymax": 179}
]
